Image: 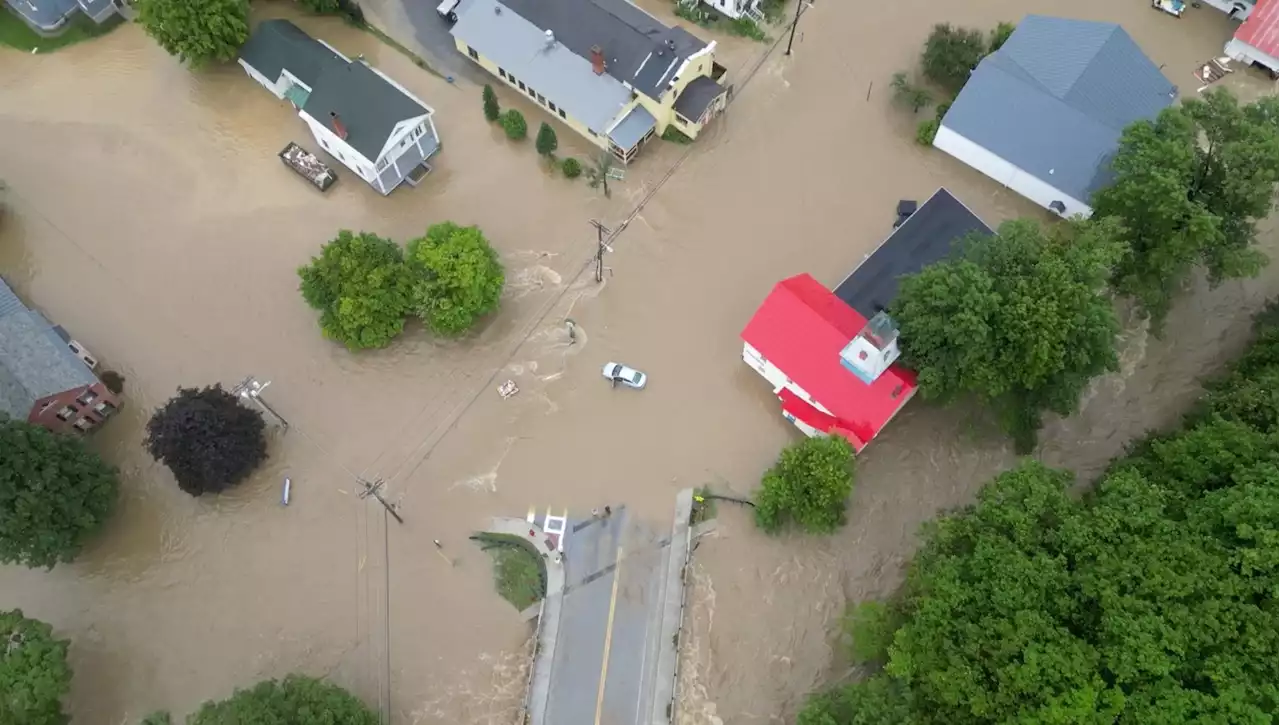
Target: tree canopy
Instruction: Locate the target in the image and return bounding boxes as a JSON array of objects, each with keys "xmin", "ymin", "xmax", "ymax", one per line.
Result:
[
  {"xmin": 892, "ymin": 217, "xmax": 1124, "ymax": 452},
  {"xmin": 0, "ymin": 420, "xmax": 119, "ymax": 569},
  {"xmin": 298, "ymin": 230, "xmax": 413, "ymax": 350},
  {"xmin": 0, "ymin": 609, "xmax": 72, "ymax": 725},
  {"xmin": 1092, "ymin": 90, "xmax": 1278, "ymax": 331},
  {"xmin": 754, "ymin": 435, "xmax": 855, "ymax": 534},
  {"xmin": 188, "ymin": 674, "xmax": 379, "ymax": 725},
  {"xmin": 920, "ymin": 23, "xmax": 987, "ymax": 93},
  {"xmin": 144, "ymin": 385, "xmax": 269, "ymax": 496},
  {"xmin": 406, "ymin": 222, "xmax": 505, "ymax": 336},
  {"xmin": 797, "ymin": 305, "xmax": 1279, "ymax": 725},
  {"xmin": 136, "ymin": 0, "xmax": 249, "ymax": 68}
]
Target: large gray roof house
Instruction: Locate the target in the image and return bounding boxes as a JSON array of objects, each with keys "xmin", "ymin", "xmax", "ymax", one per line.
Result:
[
  {"xmin": 4, "ymin": 0, "xmax": 121, "ymax": 35},
  {"xmin": 0, "ymin": 277, "xmax": 120, "ymax": 434},
  {"xmin": 450, "ymin": 0, "xmax": 729, "ymax": 163},
  {"xmin": 239, "ymin": 20, "xmax": 442, "ymax": 195},
  {"xmin": 933, "ymin": 15, "xmax": 1177, "ymax": 218}
]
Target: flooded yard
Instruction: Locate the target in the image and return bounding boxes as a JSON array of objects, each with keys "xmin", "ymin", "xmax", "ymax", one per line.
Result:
[{"xmin": 0, "ymin": 0, "xmax": 1275, "ymax": 722}]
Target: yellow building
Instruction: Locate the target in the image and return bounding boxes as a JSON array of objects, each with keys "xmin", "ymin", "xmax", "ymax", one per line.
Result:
[{"xmin": 449, "ymin": 0, "xmax": 729, "ymax": 163}]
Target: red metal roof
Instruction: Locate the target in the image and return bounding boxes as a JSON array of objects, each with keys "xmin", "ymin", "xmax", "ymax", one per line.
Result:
[
  {"xmin": 741, "ymin": 274, "xmax": 918, "ymax": 450},
  {"xmin": 1236, "ymin": 0, "xmax": 1279, "ymax": 58}
]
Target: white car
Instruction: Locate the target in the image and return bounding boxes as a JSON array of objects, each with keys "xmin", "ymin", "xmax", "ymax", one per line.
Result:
[{"xmin": 602, "ymin": 362, "xmax": 647, "ymax": 390}]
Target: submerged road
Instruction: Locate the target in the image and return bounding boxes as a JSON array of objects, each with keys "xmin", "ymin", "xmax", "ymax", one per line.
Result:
[{"xmin": 539, "ymin": 506, "xmax": 683, "ymax": 725}]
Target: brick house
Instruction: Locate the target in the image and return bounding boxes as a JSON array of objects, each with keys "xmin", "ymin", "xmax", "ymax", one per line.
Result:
[{"xmin": 0, "ymin": 277, "xmax": 119, "ymax": 433}]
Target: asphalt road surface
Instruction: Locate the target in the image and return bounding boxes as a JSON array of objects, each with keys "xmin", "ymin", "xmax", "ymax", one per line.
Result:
[{"xmin": 545, "ymin": 508, "xmax": 673, "ymax": 725}]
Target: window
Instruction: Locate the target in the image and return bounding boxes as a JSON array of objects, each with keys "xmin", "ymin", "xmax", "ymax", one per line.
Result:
[
  {"xmin": 548, "ymin": 101, "xmax": 557, "ymax": 113},
  {"xmin": 94, "ymin": 401, "xmax": 117, "ymax": 417},
  {"xmin": 558, "ymin": 108, "xmax": 567, "ymax": 120},
  {"xmin": 588, "ymin": 129, "xmax": 597, "ymax": 137},
  {"xmin": 675, "ymin": 115, "xmax": 688, "ymax": 126},
  {"xmin": 536, "ymin": 93, "xmax": 546, "ymax": 105},
  {"xmin": 499, "ymin": 68, "xmax": 508, "ymax": 80},
  {"xmin": 518, "ymin": 81, "xmax": 526, "ymax": 91},
  {"xmin": 74, "ymin": 417, "xmax": 94, "ymax": 432},
  {"xmin": 526, "ymin": 86, "xmax": 536, "ymax": 99},
  {"xmin": 77, "ymin": 391, "xmax": 97, "ymax": 406},
  {"xmin": 467, "ymin": 45, "xmax": 479, "ymax": 60},
  {"xmin": 55, "ymin": 405, "xmax": 76, "ymax": 422}
]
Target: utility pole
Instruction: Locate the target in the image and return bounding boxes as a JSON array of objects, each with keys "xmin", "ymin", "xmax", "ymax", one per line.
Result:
[
  {"xmin": 231, "ymin": 376, "xmax": 290, "ymax": 429},
  {"xmin": 358, "ymin": 477, "xmax": 405, "ymax": 525},
  {"xmin": 785, "ymin": 0, "xmax": 811, "ymax": 56},
  {"xmin": 589, "ymin": 219, "xmax": 613, "ymax": 283}
]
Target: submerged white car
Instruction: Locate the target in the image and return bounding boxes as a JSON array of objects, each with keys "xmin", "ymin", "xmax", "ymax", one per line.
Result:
[{"xmin": 602, "ymin": 362, "xmax": 647, "ymax": 390}]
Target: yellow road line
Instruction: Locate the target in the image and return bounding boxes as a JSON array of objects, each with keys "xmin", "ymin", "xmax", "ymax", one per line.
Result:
[{"xmin": 594, "ymin": 536, "xmax": 626, "ymax": 725}]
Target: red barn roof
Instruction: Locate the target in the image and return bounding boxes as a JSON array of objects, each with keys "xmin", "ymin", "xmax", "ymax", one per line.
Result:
[
  {"xmin": 740, "ymin": 274, "xmax": 917, "ymax": 451},
  {"xmin": 1236, "ymin": 0, "xmax": 1279, "ymax": 58}
]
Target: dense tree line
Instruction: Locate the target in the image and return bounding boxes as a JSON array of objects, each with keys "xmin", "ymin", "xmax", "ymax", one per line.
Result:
[{"xmin": 798, "ymin": 304, "xmax": 1278, "ymax": 724}]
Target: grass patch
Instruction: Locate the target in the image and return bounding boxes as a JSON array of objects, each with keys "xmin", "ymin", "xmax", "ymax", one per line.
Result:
[
  {"xmin": 0, "ymin": 11, "xmax": 123, "ymax": 54},
  {"xmin": 662, "ymin": 126, "xmax": 693, "ymax": 145},
  {"xmin": 358, "ymin": 22, "xmax": 446, "ymax": 80},
  {"xmin": 471, "ymin": 532, "xmax": 546, "ymax": 611}
]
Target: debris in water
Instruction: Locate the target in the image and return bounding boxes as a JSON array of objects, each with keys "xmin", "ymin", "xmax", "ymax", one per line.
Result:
[
  {"xmin": 281, "ymin": 477, "xmax": 292, "ymax": 506},
  {"xmin": 498, "ymin": 380, "xmax": 519, "ymax": 399}
]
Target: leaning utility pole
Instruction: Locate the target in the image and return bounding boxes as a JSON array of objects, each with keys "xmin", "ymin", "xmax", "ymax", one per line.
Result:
[
  {"xmin": 785, "ymin": 0, "xmax": 812, "ymax": 56},
  {"xmin": 358, "ymin": 477, "xmax": 405, "ymax": 525},
  {"xmin": 231, "ymin": 376, "xmax": 290, "ymax": 429},
  {"xmin": 589, "ymin": 219, "xmax": 614, "ymax": 283}
]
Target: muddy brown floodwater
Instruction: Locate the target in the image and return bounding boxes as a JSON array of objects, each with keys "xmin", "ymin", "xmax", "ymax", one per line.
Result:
[{"xmin": 0, "ymin": 0, "xmax": 1275, "ymax": 723}]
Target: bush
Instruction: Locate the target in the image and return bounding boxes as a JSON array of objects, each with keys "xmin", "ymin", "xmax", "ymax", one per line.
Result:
[
  {"xmin": 482, "ymin": 84, "xmax": 500, "ymax": 122},
  {"xmin": 890, "ymin": 72, "xmax": 933, "ymax": 113},
  {"xmin": 921, "ymin": 23, "xmax": 987, "ymax": 93},
  {"xmin": 842, "ymin": 600, "xmax": 898, "ymax": 665},
  {"xmin": 915, "ymin": 118, "xmax": 939, "ymax": 145},
  {"xmin": 535, "ymin": 122, "xmax": 558, "ymax": 156},
  {"xmin": 754, "ymin": 435, "xmax": 855, "ymax": 534},
  {"xmin": 0, "ymin": 420, "xmax": 118, "ymax": 569},
  {"xmin": 145, "ymin": 385, "xmax": 269, "ymax": 496},
  {"xmin": 0, "ymin": 609, "xmax": 72, "ymax": 725},
  {"xmin": 501, "ymin": 109, "xmax": 527, "ymax": 140},
  {"xmin": 560, "ymin": 157, "xmax": 582, "ymax": 178},
  {"xmin": 406, "ymin": 222, "xmax": 505, "ymax": 336},
  {"xmin": 727, "ymin": 16, "xmax": 767, "ymax": 41},
  {"xmin": 934, "ymin": 100, "xmax": 951, "ymax": 121},
  {"xmin": 297, "ymin": 230, "xmax": 412, "ymax": 350},
  {"xmin": 989, "ymin": 21, "xmax": 1015, "ymax": 52},
  {"xmin": 188, "ymin": 675, "xmax": 378, "ymax": 724},
  {"xmin": 136, "ymin": 0, "xmax": 249, "ymax": 68}
]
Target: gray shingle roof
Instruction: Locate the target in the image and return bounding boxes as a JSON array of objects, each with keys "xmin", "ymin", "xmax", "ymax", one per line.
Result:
[
  {"xmin": 0, "ymin": 278, "xmax": 96, "ymax": 420},
  {"xmin": 240, "ymin": 20, "xmax": 430, "ymax": 162},
  {"xmin": 673, "ymin": 75, "xmax": 725, "ymax": 121},
  {"xmin": 939, "ymin": 15, "xmax": 1176, "ymax": 202},
  {"xmin": 473, "ymin": 0, "xmax": 708, "ymax": 100},
  {"xmin": 451, "ymin": 0, "xmax": 633, "ymax": 132}
]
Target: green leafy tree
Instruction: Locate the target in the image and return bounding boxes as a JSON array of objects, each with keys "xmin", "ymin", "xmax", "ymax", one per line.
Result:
[
  {"xmin": 188, "ymin": 674, "xmax": 378, "ymax": 724},
  {"xmin": 560, "ymin": 157, "xmax": 582, "ymax": 178},
  {"xmin": 406, "ymin": 222, "xmax": 505, "ymax": 336},
  {"xmin": 0, "ymin": 420, "xmax": 119, "ymax": 569},
  {"xmin": 137, "ymin": 0, "xmax": 249, "ymax": 68},
  {"xmin": 842, "ymin": 600, "xmax": 899, "ymax": 665},
  {"xmin": 583, "ymin": 152, "xmax": 616, "ymax": 197},
  {"xmin": 501, "ymin": 109, "xmax": 527, "ymax": 140},
  {"xmin": 754, "ymin": 435, "xmax": 854, "ymax": 534},
  {"xmin": 535, "ymin": 122, "xmax": 558, "ymax": 156},
  {"xmin": 482, "ymin": 84, "xmax": 500, "ymax": 122},
  {"xmin": 920, "ymin": 23, "xmax": 987, "ymax": 93},
  {"xmin": 297, "ymin": 230, "xmax": 412, "ymax": 350},
  {"xmin": 298, "ymin": 0, "xmax": 340, "ymax": 12},
  {"xmin": 0, "ymin": 609, "xmax": 72, "ymax": 725},
  {"xmin": 1093, "ymin": 90, "xmax": 1279, "ymax": 331},
  {"xmin": 139, "ymin": 712, "xmax": 172, "ymax": 725},
  {"xmin": 988, "ymin": 21, "xmax": 1015, "ymax": 52},
  {"xmin": 893, "ymin": 217, "xmax": 1125, "ymax": 452},
  {"xmin": 915, "ymin": 118, "xmax": 939, "ymax": 146},
  {"xmin": 1190, "ymin": 303, "xmax": 1277, "ymax": 432},
  {"xmin": 890, "ymin": 72, "xmax": 933, "ymax": 113},
  {"xmin": 798, "ymin": 307, "xmax": 1279, "ymax": 724}
]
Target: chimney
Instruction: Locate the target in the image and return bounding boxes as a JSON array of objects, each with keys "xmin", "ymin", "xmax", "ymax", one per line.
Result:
[
  {"xmin": 544, "ymin": 28, "xmax": 555, "ymax": 47},
  {"xmin": 590, "ymin": 45, "xmax": 605, "ymax": 75},
  {"xmin": 329, "ymin": 111, "xmax": 348, "ymax": 140}
]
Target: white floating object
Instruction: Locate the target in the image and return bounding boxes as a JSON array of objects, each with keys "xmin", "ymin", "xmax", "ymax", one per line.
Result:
[{"xmin": 282, "ymin": 477, "xmax": 292, "ymax": 506}]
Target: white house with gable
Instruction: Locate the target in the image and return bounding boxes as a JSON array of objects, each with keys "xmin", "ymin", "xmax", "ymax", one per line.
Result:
[{"xmin": 238, "ymin": 19, "xmax": 441, "ymax": 195}]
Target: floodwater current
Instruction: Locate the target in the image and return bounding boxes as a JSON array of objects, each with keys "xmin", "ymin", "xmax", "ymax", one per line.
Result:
[{"xmin": 0, "ymin": 0, "xmax": 1275, "ymax": 722}]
